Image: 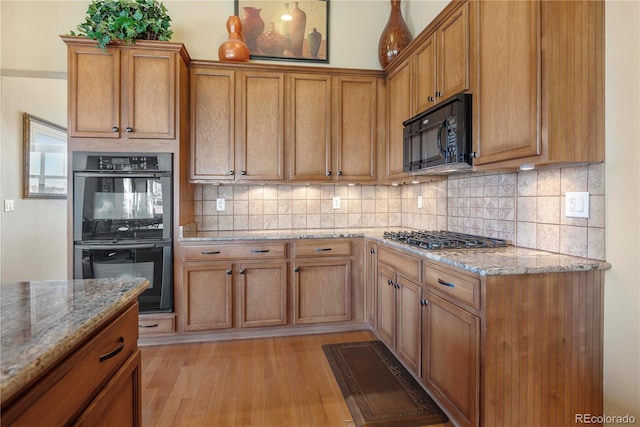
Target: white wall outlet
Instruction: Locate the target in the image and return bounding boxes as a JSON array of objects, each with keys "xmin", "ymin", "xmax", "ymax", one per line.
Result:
[
  {"xmin": 417, "ymin": 196, "xmax": 423, "ymax": 209},
  {"xmin": 216, "ymin": 198, "xmax": 225, "ymax": 211},
  {"xmin": 332, "ymin": 196, "xmax": 341, "ymax": 209},
  {"xmin": 565, "ymin": 192, "xmax": 590, "ymax": 218},
  {"xmin": 4, "ymin": 200, "xmax": 14, "ymax": 212}
]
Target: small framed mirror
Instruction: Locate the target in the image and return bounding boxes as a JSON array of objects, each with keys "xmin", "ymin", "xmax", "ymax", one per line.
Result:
[{"xmin": 23, "ymin": 113, "xmax": 67, "ymax": 199}]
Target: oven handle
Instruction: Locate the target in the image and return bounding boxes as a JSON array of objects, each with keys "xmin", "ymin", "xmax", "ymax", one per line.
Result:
[
  {"xmin": 74, "ymin": 172, "xmax": 171, "ymax": 178},
  {"xmin": 75, "ymin": 243, "xmax": 167, "ymax": 250}
]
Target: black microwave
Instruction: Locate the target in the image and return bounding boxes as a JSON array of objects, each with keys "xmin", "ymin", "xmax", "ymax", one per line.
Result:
[{"xmin": 403, "ymin": 92, "xmax": 472, "ymax": 174}]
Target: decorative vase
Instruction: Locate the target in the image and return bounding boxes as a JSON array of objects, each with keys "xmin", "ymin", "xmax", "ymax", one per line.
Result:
[
  {"xmin": 289, "ymin": 2, "xmax": 306, "ymax": 57},
  {"xmin": 378, "ymin": 0, "xmax": 413, "ymax": 68},
  {"xmin": 307, "ymin": 28, "xmax": 322, "ymax": 58},
  {"xmin": 257, "ymin": 22, "xmax": 287, "ymax": 56},
  {"xmin": 280, "ymin": 3, "xmax": 292, "ymax": 53},
  {"xmin": 218, "ymin": 16, "xmax": 250, "ymax": 62},
  {"xmin": 241, "ymin": 6, "xmax": 264, "ymax": 53}
]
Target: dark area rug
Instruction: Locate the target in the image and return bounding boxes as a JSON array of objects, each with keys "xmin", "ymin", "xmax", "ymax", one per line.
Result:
[{"xmin": 322, "ymin": 340, "xmax": 448, "ymax": 427}]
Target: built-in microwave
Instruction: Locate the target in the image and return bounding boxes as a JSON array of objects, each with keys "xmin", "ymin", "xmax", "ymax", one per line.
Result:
[{"xmin": 403, "ymin": 92, "xmax": 472, "ymax": 174}]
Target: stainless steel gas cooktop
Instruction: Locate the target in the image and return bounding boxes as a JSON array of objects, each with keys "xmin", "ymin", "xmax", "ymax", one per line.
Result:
[{"xmin": 383, "ymin": 230, "xmax": 508, "ymax": 250}]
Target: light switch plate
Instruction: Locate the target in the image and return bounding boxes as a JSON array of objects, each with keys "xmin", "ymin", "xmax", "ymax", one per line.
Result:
[
  {"xmin": 216, "ymin": 198, "xmax": 225, "ymax": 211},
  {"xmin": 565, "ymin": 192, "xmax": 589, "ymax": 218},
  {"xmin": 332, "ymin": 196, "xmax": 340, "ymax": 209},
  {"xmin": 4, "ymin": 200, "xmax": 14, "ymax": 212}
]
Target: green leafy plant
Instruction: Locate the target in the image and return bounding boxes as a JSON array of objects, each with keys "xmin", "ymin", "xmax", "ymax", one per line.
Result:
[{"xmin": 70, "ymin": 0, "xmax": 174, "ymax": 50}]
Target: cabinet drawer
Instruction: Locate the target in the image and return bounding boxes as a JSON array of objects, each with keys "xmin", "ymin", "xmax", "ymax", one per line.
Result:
[
  {"xmin": 4, "ymin": 304, "xmax": 138, "ymax": 427},
  {"xmin": 292, "ymin": 239, "xmax": 352, "ymax": 257},
  {"xmin": 183, "ymin": 242, "xmax": 286, "ymax": 261},
  {"xmin": 138, "ymin": 313, "xmax": 176, "ymax": 335},
  {"xmin": 378, "ymin": 245, "xmax": 422, "ymax": 282},
  {"xmin": 424, "ymin": 261, "xmax": 480, "ymax": 309}
]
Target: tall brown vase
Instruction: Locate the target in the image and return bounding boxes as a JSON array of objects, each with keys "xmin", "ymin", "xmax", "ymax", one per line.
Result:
[
  {"xmin": 289, "ymin": 2, "xmax": 307, "ymax": 57},
  {"xmin": 378, "ymin": 0, "xmax": 413, "ymax": 68},
  {"xmin": 242, "ymin": 6, "xmax": 265, "ymax": 53},
  {"xmin": 218, "ymin": 16, "xmax": 250, "ymax": 62}
]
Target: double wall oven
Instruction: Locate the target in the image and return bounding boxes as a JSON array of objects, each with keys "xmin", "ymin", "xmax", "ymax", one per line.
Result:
[{"xmin": 72, "ymin": 153, "xmax": 173, "ymax": 312}]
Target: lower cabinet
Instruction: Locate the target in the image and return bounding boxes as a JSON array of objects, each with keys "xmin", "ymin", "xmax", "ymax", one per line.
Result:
[
  {"xmin": 293, "ymin": 259, "xmax": 351, "ymax": 324},
  {"xmin": 422, "ymin": 292, "xmax": 479, "ymax": 427}
]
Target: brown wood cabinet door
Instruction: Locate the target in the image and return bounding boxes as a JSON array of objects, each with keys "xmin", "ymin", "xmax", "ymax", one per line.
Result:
[
  {"xmin": 396, "ymin": 276, "xmax": 422, "ymax": 375},
  {"xmin": 190, "ymin": 68, "xmax": 235, "ymax": 181},
  {"xmin": 123, "ymin": 49, "xmax": 176, "ymax": 139},
  {"xmin": 237, "ymin": 261, "xmax": 287, "ymax": 328},
  {"xmin": 238, "ymin": 71, "xmax": 285, "ymax": 181},
  {"xmin": 386, "ymin": 59, "xmax": 411, "ymax": 182},
  {"xmin": 335, "ymin": 76, "xmax": 377, "ymax": 182},
  {"xmin": 68, "ymin": 45, "xmax": 121, "ymax": 138},
  {"xmin": 293, "ymin": 260, "xmax": 351, "ymax": 324},
  {"xmin": 183, "ymin": 263, "xmax": 233, "ymax": 331},
  {"xmin": 376, "ymin": 265, "xmax": 396, "ymax": 349},
  {"xmin": 437, "ymin": 1, "xmax": 470, "ymax": 102},
  {"xmin": 422, "ymin": 292, "xmax": 479, "ymax": 427},
  {"xmin": 288, "ymin": 73, "xmax": 332, "ymax": 181},
  {"xmin": 413, "ymin": 33, "xmax": 437, "ymax": 115},
  {"xmin": 474, "ymin": 0, "xmax": 540, "ymax": 165},
  {"xmin": 72, "ymin": 351, "xmax": 141, "ymax": 427}
]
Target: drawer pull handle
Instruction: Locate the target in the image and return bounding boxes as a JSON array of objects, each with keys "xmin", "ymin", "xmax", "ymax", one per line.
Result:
[
  {"xmin": 99, "ymin": 337, "xmax": 125, "ymax": 362},
  {"xmin": 139, "ymin": 323, "xmax": 159, "ymax": 328},
  {"xmin": 438, "ymin": 278, "xmax": 455, "ymax": 288},
  {"xmin": 201, "ymin": 251, "xmax": 221, "ymax": 255},
  {"xmin": 314, "ymin": 248, "xmax": 332, "ymax": 252},
  {"xmin": 251, "ymin": 249, "xmax": 270, "ymax": 253}
]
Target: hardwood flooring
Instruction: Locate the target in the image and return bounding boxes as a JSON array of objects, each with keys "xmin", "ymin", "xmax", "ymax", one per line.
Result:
[{"xmin": 140, "ymin": 330, "xmax": 452, "ymax": 427}]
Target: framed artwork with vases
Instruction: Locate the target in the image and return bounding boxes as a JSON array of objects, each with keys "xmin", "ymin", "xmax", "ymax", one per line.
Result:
[{"xmin": 234, "ymin": 0, "xmax": 329, "ymax": 63}]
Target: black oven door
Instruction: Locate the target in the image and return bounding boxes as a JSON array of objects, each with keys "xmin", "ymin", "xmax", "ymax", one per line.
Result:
[
  {"xmin": 73, "ymin": 172, "xmax": 172, "ymax": 242},
  {"xmin": 74, "ymin": 242, "xmax": 173, "ymax": 313}
]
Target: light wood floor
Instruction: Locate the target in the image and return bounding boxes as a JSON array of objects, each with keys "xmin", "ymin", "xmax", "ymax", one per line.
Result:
[{"xmin": 140, "ymin": 330, "xmax": 452, "ymax": 427}]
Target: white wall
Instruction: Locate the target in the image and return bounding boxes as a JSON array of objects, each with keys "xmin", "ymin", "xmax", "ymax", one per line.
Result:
[{"xmin": 604, "ymin": 0, "xmax": 640, "ymax": 422}]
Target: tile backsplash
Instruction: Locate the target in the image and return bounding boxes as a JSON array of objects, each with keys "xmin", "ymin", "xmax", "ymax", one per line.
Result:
[{"xmin": 193, "ymin": 163, "xmax": 606, "ymax": 260}]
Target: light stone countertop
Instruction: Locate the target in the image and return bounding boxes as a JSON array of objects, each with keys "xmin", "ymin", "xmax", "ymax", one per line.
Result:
[
  {"xmin": 180, "ymin": 228, "xmax": 612, "ymax": 275},
  {"xmin": 0, "ymin": 278, "xmax": 149, "ymax": 405}
]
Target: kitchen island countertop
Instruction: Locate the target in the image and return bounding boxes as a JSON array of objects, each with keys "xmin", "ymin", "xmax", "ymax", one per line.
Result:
[
  {"xmin": 0, "ymin": 278, "xmax": 148, "ymax": 405},
  {"xmin": 180, "ymin": 228, "xmax": 612, "ymax": 276}
]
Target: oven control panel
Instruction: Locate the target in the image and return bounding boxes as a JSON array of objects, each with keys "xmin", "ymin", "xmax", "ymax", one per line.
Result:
[{"xmin": 88, "ymin": 155, "xmax": 159, "ymax": 171}]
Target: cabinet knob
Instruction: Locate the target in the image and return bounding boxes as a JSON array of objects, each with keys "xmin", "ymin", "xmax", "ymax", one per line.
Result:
[
  {"xmin": 239, "ymin": 269, "xmax": 245, "ymax": 274},
  {"xmin": 337, "ymin": 171, "xmax": 343, "ymax": 176},
  {"xmin": 387, "ymin": 279, "xmax": 393, "ymax": 286},
  {"xmin": 229, "ymin": 171, "xmax": 235, "ymax": 176},
  {"xmin": 420, "ymin": 299, "xmax": 428, "ymax": 307},
  {"xmin": 395, "ymin": 283, "xmax": 400, "ymax": 289},
  {"xmin": 112, "ymin": 126, "xmax": 119, "ymax": 133},
  {"xmin": 226, "ymin": 269, "xmax": 232, "ymax": 275},
  {"xmin": 240, "ymin": 170, "xmax": 246, "ymax": 175},
  {"xmin": 294, "ymin": 267, "xmax": 300, "ymax": 273},
  {"xmin": 326, "ymin": 171, "xmax": 332, "ymax": 177},
  {"xmin": 428, "ymin": 96, "xmax": 434, "ymax": 102},
  {"xmin": 435, "ymin": 91, "xmax": 442, "ymax": 97},
  {"xmin": 370, "ymin": 248, "xmax": 376, "ymax": 254},
  {"xmin": 126, "ymin": 127, "xmax": 133, "ymax": 133}
]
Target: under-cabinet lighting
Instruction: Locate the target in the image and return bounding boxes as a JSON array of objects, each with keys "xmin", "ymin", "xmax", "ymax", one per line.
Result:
[{"xmin": 519, "ymin": 163, "xmax": 536, "ymax": 171}]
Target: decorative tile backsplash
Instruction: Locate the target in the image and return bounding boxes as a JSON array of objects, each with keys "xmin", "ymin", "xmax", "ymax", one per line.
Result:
[{"xmin": 194, "ymin": 163, "xmax": 606, "ymax": 260}]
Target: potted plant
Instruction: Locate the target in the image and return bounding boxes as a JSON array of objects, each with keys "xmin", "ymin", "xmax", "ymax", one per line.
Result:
[{"xmin": 70, "ymin": 0, "xmax": 174, "ymax": 50}]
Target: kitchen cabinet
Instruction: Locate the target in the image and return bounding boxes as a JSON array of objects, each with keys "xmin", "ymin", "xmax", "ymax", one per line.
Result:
[
  {"xmin": 413, "ymin": 1, "xmax": 469, "ymax": 114},
  {"xmin": 288, "ymin": 74, "xmax": 379, "ymax": 182},
  {"xmin": 422, "ymin": 261, "xmax": 480, "ymax": 427},
  {"xmin": 385, "ymin": 58, "xmax": 411, "ymax": 183},
  {"xmin": 138, "ymin": 313, "xmax": 177, "ymax": 336},
  {"xmin": 1, "ymin": 303, "xmax": 141, "ymax": 427},
  {"xmin": 292, "ymin": 239, "xmax": 352, "ymax": 324},
  {"xmin": 376, "ymin": 245, "xmax": 423, "ymax": 374},
  {"xmin": 472, "ymin": 0, "xmax": 604, "ymax": 169},
  {"xmin": 365, "ymin": 241, "xmax": 378, "ymax": 327},
  {"xmin": 190, "ymin": 65, "xmax": 285, "ymax": 182},
  {"xmin": 181, "ymin": 242, "xmax": 287, "ymax": 331},
  {"xmin": 64, "ymin": 37, "xmax": 182, "ymax": 140}
]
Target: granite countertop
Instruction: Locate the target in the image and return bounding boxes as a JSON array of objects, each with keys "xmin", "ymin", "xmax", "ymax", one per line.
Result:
[
  {"xmin": 0, "ymin": 278, "xmax": 149, "ymax": 405},
  {"xmin": 180, "ymin": 228, "xmax": 612, "ymax": 275}
]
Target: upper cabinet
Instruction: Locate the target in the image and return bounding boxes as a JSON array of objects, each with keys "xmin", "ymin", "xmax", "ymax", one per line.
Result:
[
  {"xmin": 64, "ymin": 37, "xmax": 185, "ymax": 141},
  {"xmin": 288, "ymin": 74, "xmax": 380, "ymax": 183},
  {"xmin": 413, "ymin": 1, "xmax": 469, "ymax": 115},
  {"xmin": 472, "ymin": 0, "xmax": 605, "ymax": 168},
  {"xmin": 190, "ymin": 65, "xmax": 285, "ymax": 182},
  {"xmin": 385, "ymin": 59, "xmax": 412, "ymax": 183}
]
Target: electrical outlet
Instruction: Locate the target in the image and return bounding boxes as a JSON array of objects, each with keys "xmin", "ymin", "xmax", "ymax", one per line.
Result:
[
  {"xmin": 417, "ymin": 196, "xmax": 423, "ymax": 209},
  {"xmin": 565, "ymin": 192, "xmax": 589, "ymax": 218},
  {"xmin": 332, "ymin": 196, "xmax": 340, "ymax": 209},
  {"xmin": 4, "ymin": 200, "xmax": 14, "ymax": 212},
  {"xmin": 216, "ymin": 198, "xmax": 225, "ymax": 211}
]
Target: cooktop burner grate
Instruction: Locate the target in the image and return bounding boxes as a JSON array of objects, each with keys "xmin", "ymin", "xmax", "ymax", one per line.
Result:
[{"xmin": 383, "ymin": 230, "xmax": 508, "ymax": 250}]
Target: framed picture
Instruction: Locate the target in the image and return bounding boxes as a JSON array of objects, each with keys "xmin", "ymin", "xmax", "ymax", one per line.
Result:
[
  {"xmin": 234, "ymin": 0, "xmax": 329, "ymax": 63},
  {"xmin": 23, "ymin": 113, "xmax": 67, "ymax": 199}
]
